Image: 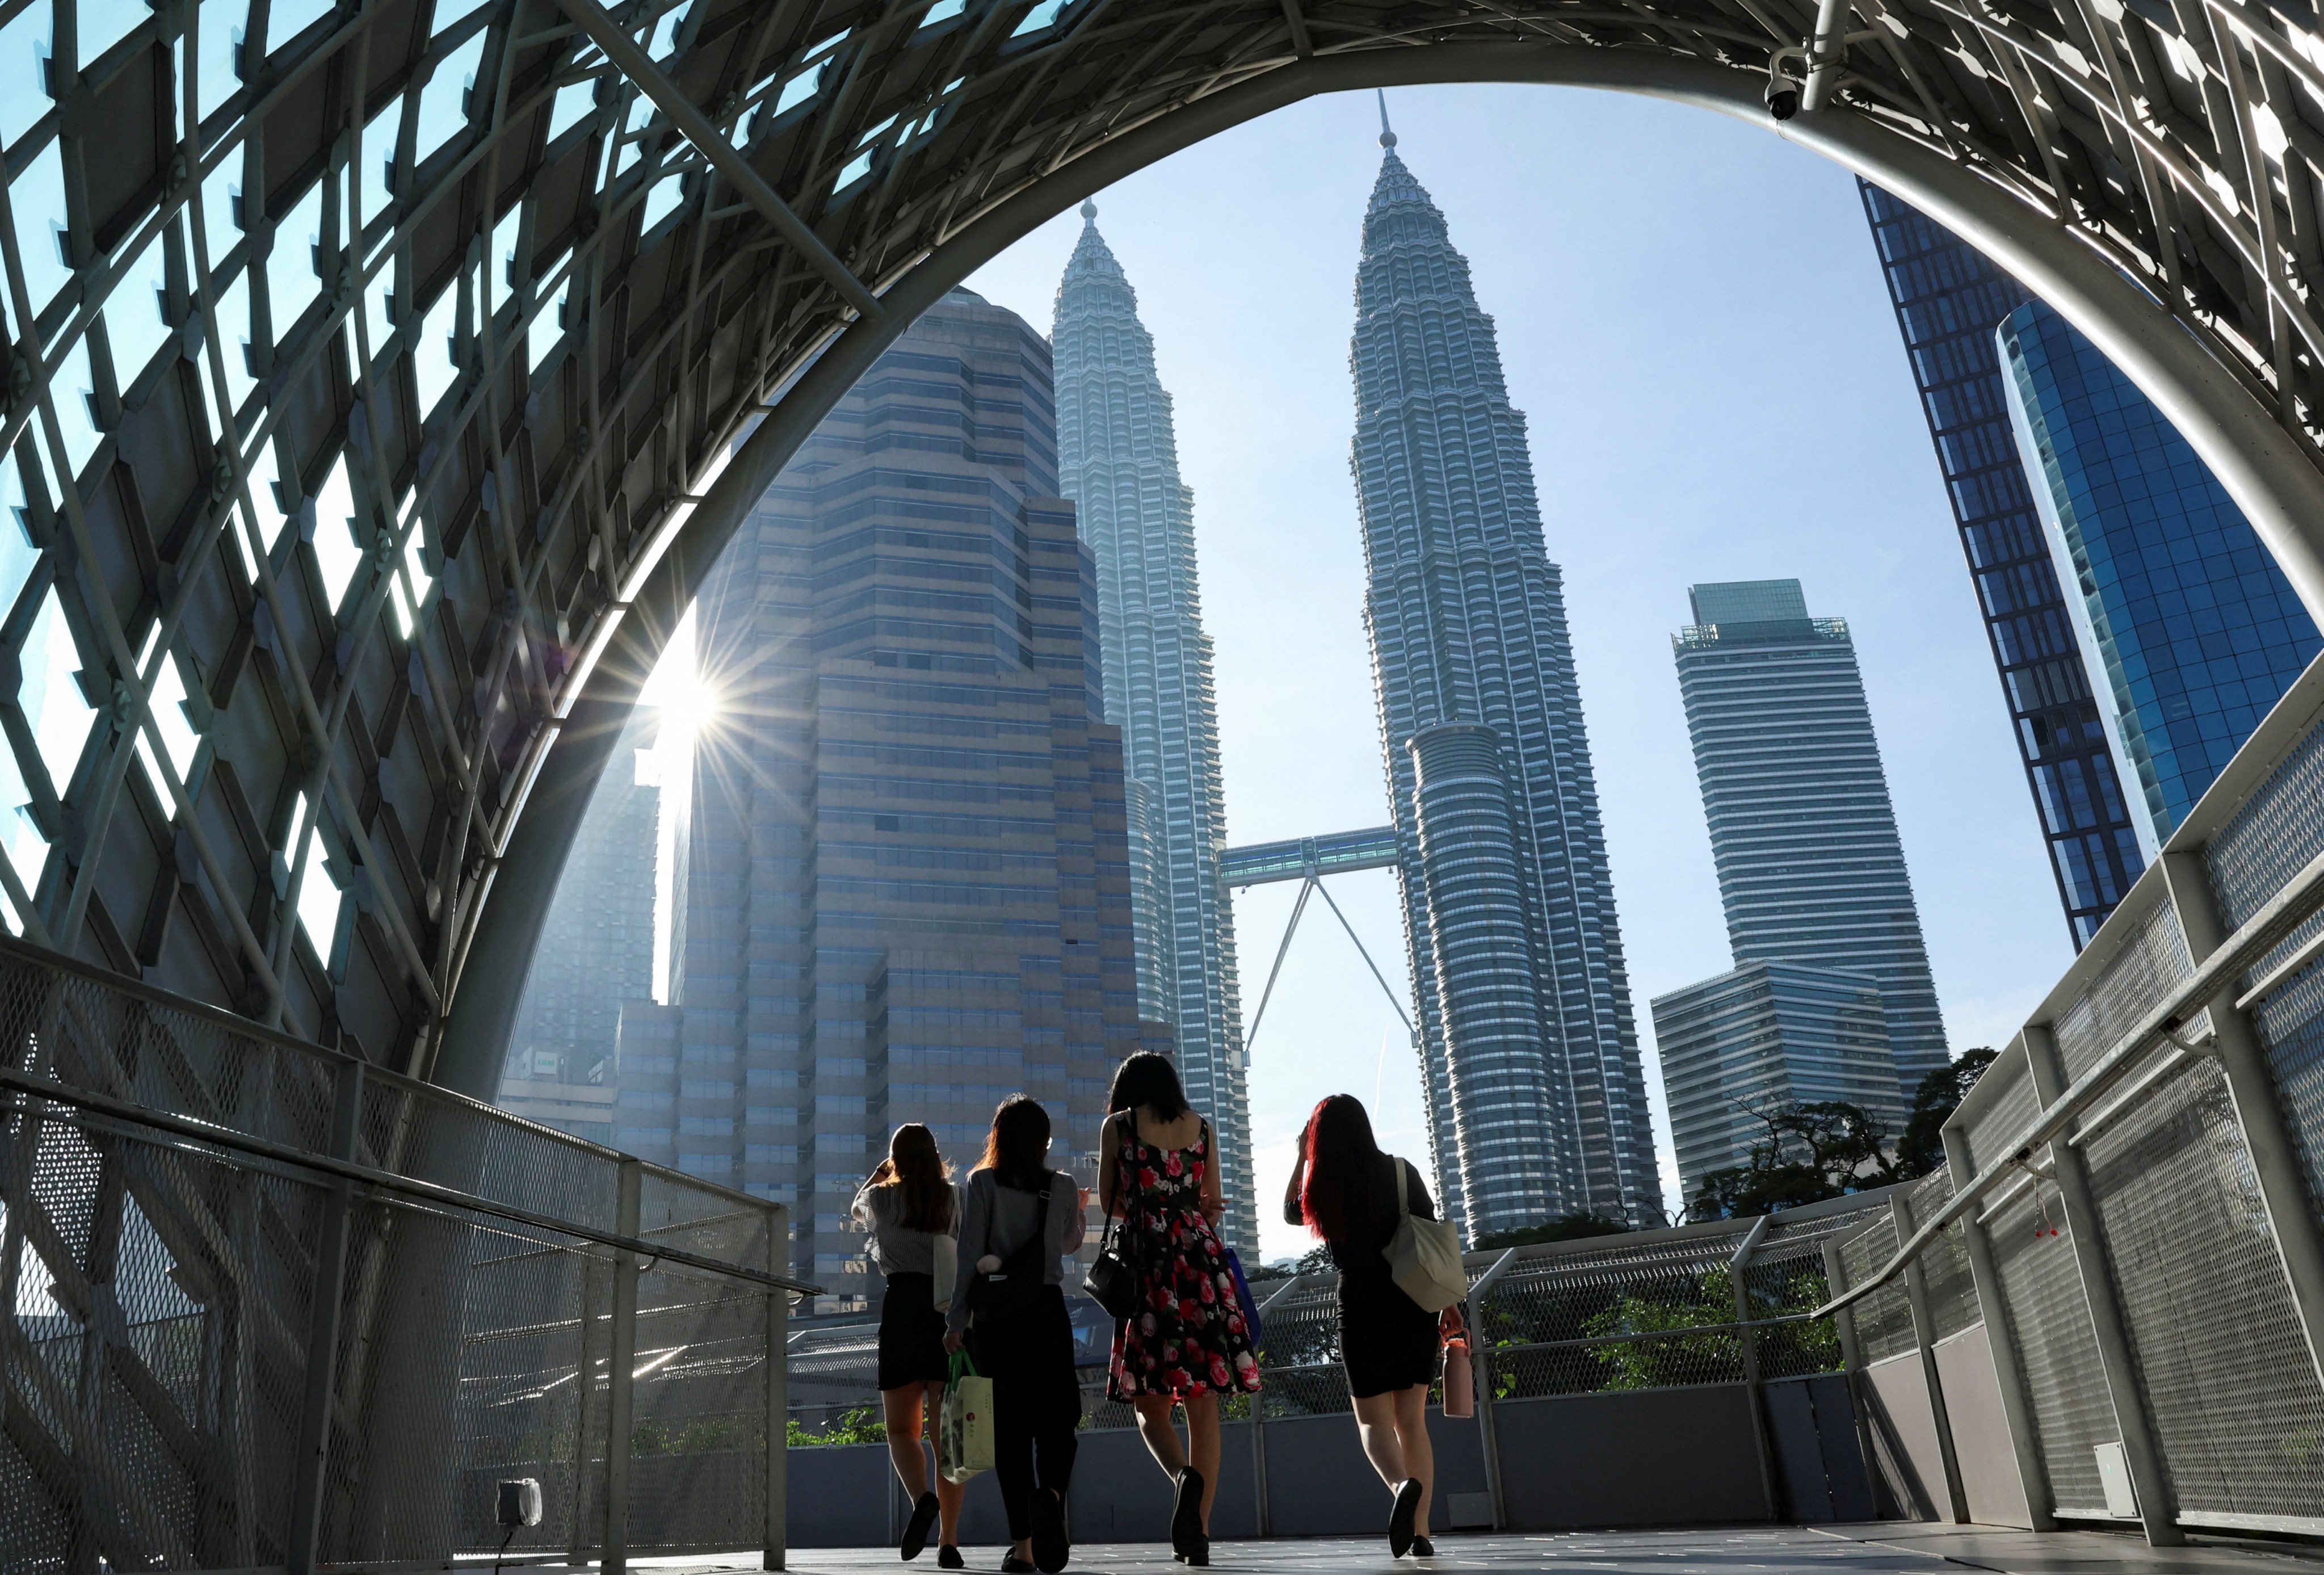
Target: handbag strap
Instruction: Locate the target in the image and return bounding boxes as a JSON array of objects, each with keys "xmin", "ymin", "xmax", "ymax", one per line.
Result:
[{"xmin": 1393, "ymin": 1156, "xmax": 1414, "ymax": 1221}]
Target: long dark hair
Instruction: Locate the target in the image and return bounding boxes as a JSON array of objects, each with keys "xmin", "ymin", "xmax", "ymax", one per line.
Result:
[
  {"xmin": 1300, "ymin": 1094, "xmax": 1385, "ymax": 1243},
  {"xmin": 884, "ymin": 1123, "xmax": 952, "ymax": 1232},
  {"xmin": 1106, "ymin": 1051, "xmax": 1189, "ymax": 1121},
  {"xmin": 977, "ymin": 1095, "xmax": 1053, "ymax": 1191}
]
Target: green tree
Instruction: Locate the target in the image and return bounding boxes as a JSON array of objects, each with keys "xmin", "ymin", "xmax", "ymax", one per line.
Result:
[
  {"xmin": 1689, "ymin": 1099, "xmax": 1899, "ymax": 1220},
  {"xmin": 1896, "ymin": 1047, "xmax": 1997, "ymax": 1176}
]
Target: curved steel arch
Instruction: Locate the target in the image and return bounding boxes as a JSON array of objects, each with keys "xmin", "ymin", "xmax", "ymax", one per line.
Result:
[{"xmin": 10, "ymin": 0, "xmax": 2324, "ymax": 1082}]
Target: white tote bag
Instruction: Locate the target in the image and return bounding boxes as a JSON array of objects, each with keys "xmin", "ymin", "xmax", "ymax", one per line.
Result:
[
  {"xmin": 1382, "ymin": 1158, "xmax": 1468, "ymax": 1312},
  {"xmin": 931, "ymin": 1233, "xmax": 959, "ymax": 1313}
]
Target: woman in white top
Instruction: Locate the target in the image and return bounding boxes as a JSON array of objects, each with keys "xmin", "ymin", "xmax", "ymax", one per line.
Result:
[
  {"xmin": 853, "ymin": 1123, "xmax": 965, "ymax": 1565},
  {"xmin": 942, "ymin": 1096, "xmax": 1086, "ymax": 1574}
]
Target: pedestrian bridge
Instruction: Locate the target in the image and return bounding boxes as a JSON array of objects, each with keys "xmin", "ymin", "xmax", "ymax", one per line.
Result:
[{"xmin": 12, "ymin": 0, "xmax": 2324, "ymax": 1560}]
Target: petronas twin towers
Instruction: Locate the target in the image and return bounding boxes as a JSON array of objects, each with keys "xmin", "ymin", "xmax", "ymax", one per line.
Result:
[
  {"xmin": 1052, "ymin": 115, "xmax": 1655, "ymax": 1242},
  {"xmin": 1053, "ymin": 208, "xmax": 1259, "ymax": 1254}
]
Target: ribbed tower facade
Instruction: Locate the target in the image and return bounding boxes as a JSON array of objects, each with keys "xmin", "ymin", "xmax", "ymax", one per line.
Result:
[
  {"xmin": 1673, "ymin": 579, "xmax": 1949, "ymax": 1095},
  {"xmin": 1053, "ymin": 206, "xmax": 1255, "ymax": 1253},
  {"xmin": 1351, "ymin": 122, "xmax": 1658, "ymax": 1234}
]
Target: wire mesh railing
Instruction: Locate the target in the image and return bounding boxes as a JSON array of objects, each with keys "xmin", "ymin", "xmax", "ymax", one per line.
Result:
[
  {"xmin": 784, "ymin": 1189, "xmax": 1901, "ymax": 1446},
  {"xmin": 0, "ymin": 934, "xmax": 804, "ymax": 1574}
]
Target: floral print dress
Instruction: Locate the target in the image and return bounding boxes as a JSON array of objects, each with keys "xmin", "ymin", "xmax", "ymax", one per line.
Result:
[{"xmin": 1106, "ymin": 1119, "xmax": 1263, "ymax": 1400}]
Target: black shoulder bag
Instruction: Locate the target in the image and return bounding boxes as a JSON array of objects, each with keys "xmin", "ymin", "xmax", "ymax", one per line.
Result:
[
  {"xmin": 968, "ymin": 1176, "xmax": 1054, "ymax": 1321},
  {"xmin": 1083, "ymin": 1112, "xmax": 1141, "ymax": 1320}
]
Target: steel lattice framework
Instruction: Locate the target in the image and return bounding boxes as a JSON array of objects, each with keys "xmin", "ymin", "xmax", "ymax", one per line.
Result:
[{"xmin": 11, "ymin": 0, "xmax": 2324, "ymax": 1082}]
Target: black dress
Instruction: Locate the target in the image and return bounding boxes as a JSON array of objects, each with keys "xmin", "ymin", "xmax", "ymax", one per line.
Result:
[{"xmin": 1315, "ymin": 1155, "xmax": 1442, "ymax": 1400}]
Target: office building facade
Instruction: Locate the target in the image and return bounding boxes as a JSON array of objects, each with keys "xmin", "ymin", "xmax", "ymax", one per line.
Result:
[
  {"xmin": 1351, "ymin": 127, "xmax": 1658, "ymax": 1234},
  {"xmin": 611, "ymin": 290, "xmax": 1148, "ymax": 1297},
  {"xmin": 1672, "ymin": 579, "xmax": 1948, "ymax": 1096},
  {"xmin": 1053, "ymin": 204, "xmax": 1255, "ymax": 1253},
  {"xmin": 1650, "ymin": 960, "xmax": 1901, "ymax": 1203},
  {"xmin": 1999, "ymin": 299, "xmax": 2322, "ymax": 849},
  {"xmin": 1859, "ymin": 183, "xmax": 2145, "ymax": 947},
  {"xmin": 493, "ymin": 708, "xmax": 662, "ymax": 1141}
]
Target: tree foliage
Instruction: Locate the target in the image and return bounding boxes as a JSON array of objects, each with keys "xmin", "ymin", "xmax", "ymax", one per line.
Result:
[
  {"xmin": 1688, "ymin": 1048, "xmax": 1998, "ymax": 1221},
  {"xmin": 1897, "ymin": 1047, "xmax": 1998, "ymax": 1174},
  {"xmin": 1473, "ymin": 1212, "xmax": 1634, "ymax": 1251}
]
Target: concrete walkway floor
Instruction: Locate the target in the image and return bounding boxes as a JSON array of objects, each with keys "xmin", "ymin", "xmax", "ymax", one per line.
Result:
[{"xmin": 743, "ymin": 1524, "xmax": 2324, "ymax": 1574}]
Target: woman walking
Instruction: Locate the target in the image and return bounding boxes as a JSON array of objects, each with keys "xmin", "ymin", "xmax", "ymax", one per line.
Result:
[
  {"xmin": 945, "ymin": 1097, "xmax": 1085, "ymax": 1574},
  {"xmin": 1284, "ymin": 1094, "xmax": 1451, "ymax": 1559},
  {"xmin": 1100, "ymin": 1052, "xmax": 1260, "ymax": 1567},
  {"xmin": 854, "ymin": 1125, "xmax": 965, "ymax": 1565}
]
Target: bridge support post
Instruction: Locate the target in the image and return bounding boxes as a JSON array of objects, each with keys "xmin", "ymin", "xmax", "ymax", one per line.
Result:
[
  {"xmin": 286, "ymin": 1058, "xmax": 364, "ymax": 1575},
  {"xmin": 1729, "ymin": 1216, "xmax": 1783, "ymax": 1522},
  {"xmin": 1939, "ymin": 1129, "xmax": 2055, "ymax": 1530},
  {"xmin": 2022, "ymin": 1026, "xmax": 2182, "ymax": 1545},
  {"xmin": 2159, "ymin": 850, "xmax": 2324, "ymax": 1395},
  {"xmin": 1893, "ymin": 1191, "xmax": 1970, "ymax": 1523},
  {"xmin": 766, "ymin": 1201, "xmax": 789, "ymax": 1571},
  {"xmin": 1465, "ymin": 1249, "xmax": 1520, "ymax": 1530},
  {"xmin": 1821, "ymin": 1238, "xmax": 1886, "ymax": 1515},
  {"xmin": 604, "ymin": 1160, "xmax": 642, "ymax": 1574}
]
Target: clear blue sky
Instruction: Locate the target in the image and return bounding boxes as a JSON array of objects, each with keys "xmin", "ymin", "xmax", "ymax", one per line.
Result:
[{"xmin": 957, "ymin": 83, "xmax": 2076, "ymax": 1262}]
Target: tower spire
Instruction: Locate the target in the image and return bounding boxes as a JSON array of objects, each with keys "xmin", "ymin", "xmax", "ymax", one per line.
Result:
[{"xmin": 1377, "ymin": 89, "xmax": 1397, "ymax": 148}]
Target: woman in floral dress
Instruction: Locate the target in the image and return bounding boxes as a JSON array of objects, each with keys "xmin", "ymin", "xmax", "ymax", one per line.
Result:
[{"xmin": 1099, "ymin": 1052, "xmax": 1261, "ymax": 1567}]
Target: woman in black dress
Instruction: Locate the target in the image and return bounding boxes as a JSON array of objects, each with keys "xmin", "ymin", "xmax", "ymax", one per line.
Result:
[
  {"xmin": 1283, "ymin": 1094, "xmax": 1449, "ymax": 1559},
  {"xmin": 854, "ymin": 1123, "xmax": 964, "ymax": 1564}
]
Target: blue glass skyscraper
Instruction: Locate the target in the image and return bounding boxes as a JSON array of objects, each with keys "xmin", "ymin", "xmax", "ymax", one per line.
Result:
[
  {"xmin": 1352, "ymin": 119, "xmax": 1657, "ymax": 1233},
  {"xmin": 1859, "ymin": 184, "xmax": 2143, "ymax": 946},
  {"xmin": 1999, "ymin": 300, "xmax": 2322, "ymax": 848}
]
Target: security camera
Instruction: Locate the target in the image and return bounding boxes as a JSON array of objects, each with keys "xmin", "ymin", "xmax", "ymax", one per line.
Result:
[{"xmin": 1766, "ymin": 75, "xmax": 1801, "ymax": 120}]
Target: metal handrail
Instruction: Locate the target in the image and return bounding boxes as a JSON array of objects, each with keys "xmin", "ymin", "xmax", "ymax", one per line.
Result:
[
  {"xmin": 1816, "ymin": 835, "xmax": 2324, "ymax": 1317},
  {"xmin": 1, "ymin": 1068, "xmax": 821, "ymax": 1296}
]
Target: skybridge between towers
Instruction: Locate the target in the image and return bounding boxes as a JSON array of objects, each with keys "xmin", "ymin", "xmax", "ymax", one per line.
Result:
[{"xmin": 1221, "ymin": 826, "xmax": 1402, "ymax": 887}]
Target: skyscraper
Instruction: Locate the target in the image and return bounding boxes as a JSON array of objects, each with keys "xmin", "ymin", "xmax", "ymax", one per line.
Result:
[
  {"xmin": 1672, "ymin": 579, "xmax": 1948, "ymax": 1095},
  {"xmin": 1999, "ymin": 299, "xmax": 2322, "ymax": 850},
  {"xmin": 611, "ymin": 289, "xmax": 1148, "ymax": 1297},
  {"xmin": 1351, "ymin": 115, "xmax": 1656, "ymax": 1234},
  {"xmin": 1651, "ymin": 960, "xmax": 1901, "ymax": 1204},
  {"xmin": 494, "ymin": 708, "xmax": 662, "ymax": 1142},
  {"xmin": 1858, "ymin": 184, "xmax": 2144, "ymax": 947},
  {"xmin": 1052, "ymin": 204, "xmax": 1255, "ymax": 1254}
]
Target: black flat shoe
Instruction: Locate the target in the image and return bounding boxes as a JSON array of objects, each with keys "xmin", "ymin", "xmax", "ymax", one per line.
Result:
[
  {"xmin": 1030, "ymin": 1487, "xmax": 1069, "ymax": 1573},
  {"xmin": 1001, "ymin": 1557, "xmax": 1035, "ymax": 1574},
  {"xmin": 1389, "ymin": 1478, "xmax": 1423, "ymax": 1558},
  {"xmin": 902, "ymin": 1491, "xmax": 940, "ymax": 1560},
  {"xmin": 1170, "ymin": 1468, "xmax": 1205, "ymax": 1560},
  {"xmin": 1183, "ymin": 1536, "xmax": 1209, "ymax": 1568},
  {"xmin": 938, "ymin": 1550, "xmax": 964, "ymax": 1570},
  {"xmin": 1411, "ymin": 1536, "xmax": 1436, "ymax": 1558}
]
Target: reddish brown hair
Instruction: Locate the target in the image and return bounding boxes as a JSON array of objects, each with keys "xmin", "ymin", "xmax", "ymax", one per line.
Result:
[
  {"xmin": 1300, "ymin": 1094, "xmax": 1385, "ymax": 1243},
  {"xmin": 884, "ymin": 1123, "xmax": 952, "ymax": 1232}
]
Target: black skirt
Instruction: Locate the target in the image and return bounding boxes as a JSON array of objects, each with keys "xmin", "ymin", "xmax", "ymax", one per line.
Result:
[
  {"xmin": 879, "ymin": 1271, "xmax": 951, "ymax": 1391},
  {"xmin": 1338, "ymin": 1269, "xmax": 1441, "ymax": 1400},
  {"xmin": 968, "ymin": 1282, "xmax": 1083, "ymax": 1431}
]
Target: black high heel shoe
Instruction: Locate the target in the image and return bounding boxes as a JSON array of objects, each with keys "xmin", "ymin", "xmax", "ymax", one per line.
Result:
[{"xmin": 1169, "ymin": 1468, "xmax": 1205, "ymax": 1561}]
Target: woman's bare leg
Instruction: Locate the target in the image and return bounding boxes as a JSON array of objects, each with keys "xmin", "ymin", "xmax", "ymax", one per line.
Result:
[
  {"xmin": 1183, "ymin": 1393, "xmax": 1221, "ymax": 1531},
  {"xmin": 1133, "ymin": 1393, "xmax": 1187, "ymax": 1479},
  {"xmin": 1392, "ymin": 1384, "xmax": 1434, "ymax": 1527},
  {"xmin": 1352, "ymin": 1389, "xmax": 1410, "ymax": 1496},
  {"xmin": 882, "ymin": 1385, "xmax": 930, "ymax": 1501}
]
